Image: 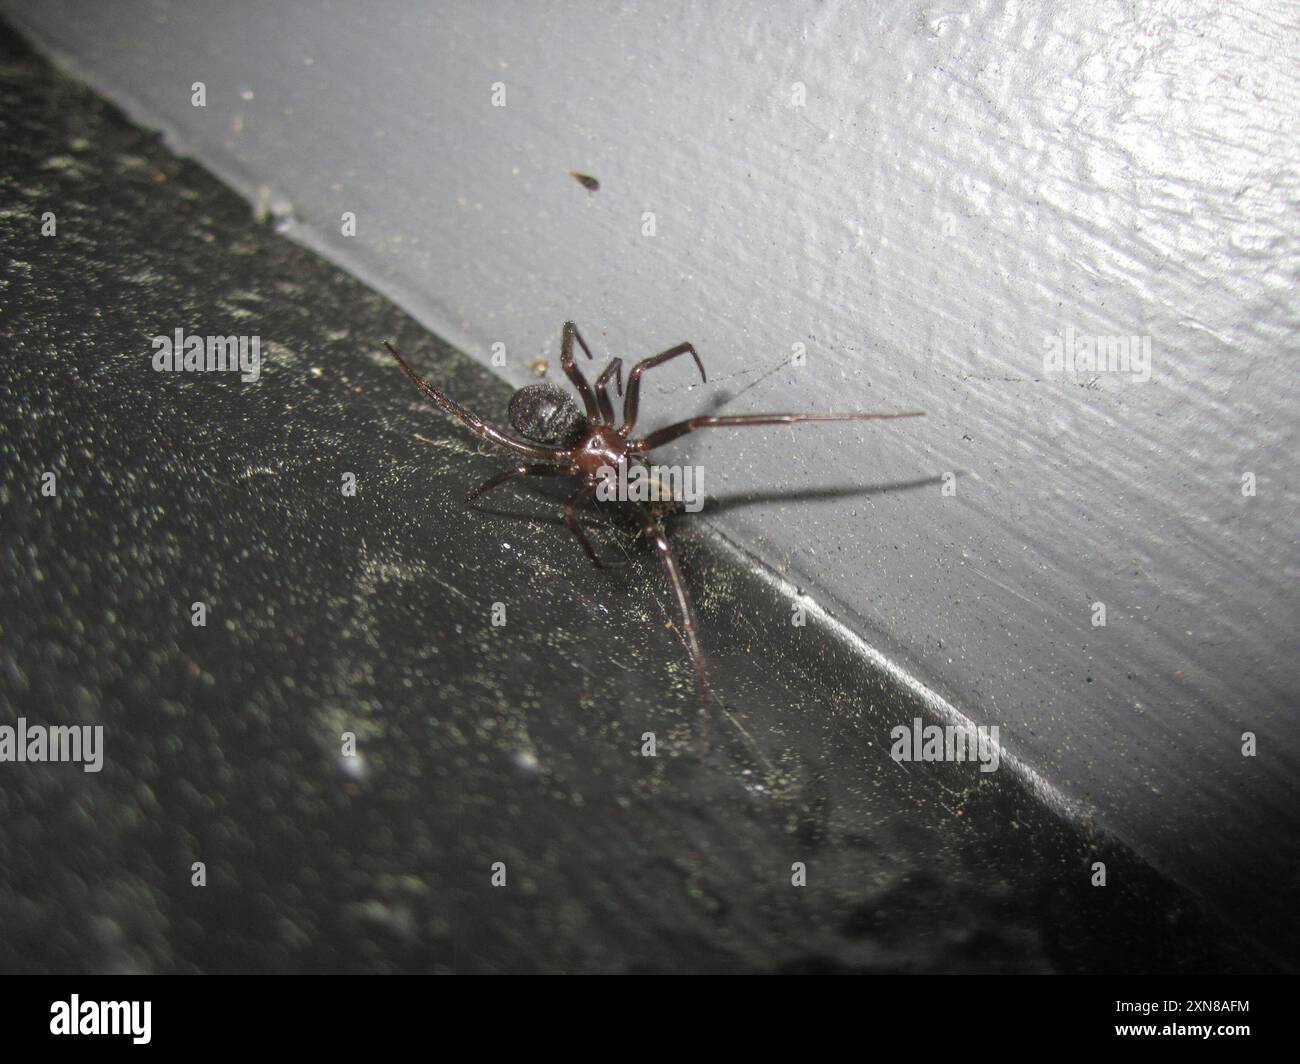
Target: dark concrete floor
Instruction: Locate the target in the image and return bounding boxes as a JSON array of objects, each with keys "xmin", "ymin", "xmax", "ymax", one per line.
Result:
[{"xmin": 0, "ymin": 24, "xmax": 1283, "ymax": 973}]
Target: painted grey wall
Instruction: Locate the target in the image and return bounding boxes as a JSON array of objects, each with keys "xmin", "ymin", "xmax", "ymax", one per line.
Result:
[{"xmin": 7, "ymin": 1, "xmax": 1297, "ymax": 945}]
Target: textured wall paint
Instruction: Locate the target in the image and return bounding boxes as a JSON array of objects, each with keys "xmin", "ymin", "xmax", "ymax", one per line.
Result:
[{"xmin": 6, "ymin": 1, "xmax": 1297, "ymax": 948}]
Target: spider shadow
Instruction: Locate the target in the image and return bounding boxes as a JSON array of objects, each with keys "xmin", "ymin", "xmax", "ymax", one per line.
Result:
[
  {"xmin": 465, "ymin": 472, "xmax": 955, "ymax": 565},
  {"xmin": 699, "ymin": 473, "xmax": 953, "ymax": 516}
]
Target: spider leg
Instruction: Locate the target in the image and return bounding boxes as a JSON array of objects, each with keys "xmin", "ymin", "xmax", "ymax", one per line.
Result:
[
  {"xmin": 560, "ymin": 321, "xmax": 602, "ymax": 424},
  {"xmin": 633, "ymin": 502, "xmax": 713, "ymax": 744},
  {"xmin": 562, "ymin": 481, "xmax": 627, "ymax": 570},
  {"xmin": 619, "ymin": 342, "xmax": 707, "ymax": 435},
  {"xmin": 384, "ymin": 342, "xmax": 569, "ymax": 462},
  {"xmin": 630, "ymin": 410, "xmax": 924, "ymax": 452},
  {"xmin": 592, "ymin": 357, "xmax": 624, "ymax": 425},
  {"xmin": 467, "ymin": 462, "xmax": 574, "ymax": 502}
]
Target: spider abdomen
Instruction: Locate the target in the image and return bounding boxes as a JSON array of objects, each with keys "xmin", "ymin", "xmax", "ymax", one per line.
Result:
[{"xmin": 507, "ymin": 383, "xmax": 586, "ymax": 446}]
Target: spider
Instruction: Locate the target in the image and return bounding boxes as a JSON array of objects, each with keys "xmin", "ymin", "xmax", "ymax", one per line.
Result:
[{"xmin": 384, "ymin": 321, "xmax": 923, "ymax": 744}]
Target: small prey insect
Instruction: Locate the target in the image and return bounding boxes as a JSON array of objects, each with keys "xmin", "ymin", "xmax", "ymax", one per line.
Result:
[{"xmin": 384, "ymin": 322, "xmax": 923, "ymax": 744}]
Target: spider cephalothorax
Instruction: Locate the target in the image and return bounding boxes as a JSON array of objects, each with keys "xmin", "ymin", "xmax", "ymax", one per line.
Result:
[{"xmin": 384, "ymin": 322, "xmax": 923, "ymax": 743}]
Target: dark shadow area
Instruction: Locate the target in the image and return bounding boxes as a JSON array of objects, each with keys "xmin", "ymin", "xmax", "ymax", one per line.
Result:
[{"xmin": 701, "ymin": 475, "xmax": 950, "ymax": 516}]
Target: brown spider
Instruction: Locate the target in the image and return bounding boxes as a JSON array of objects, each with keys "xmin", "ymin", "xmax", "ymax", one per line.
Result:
[{"xmin": 384, "ymin": 322, "xmax": 923, "ymax": 744}]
